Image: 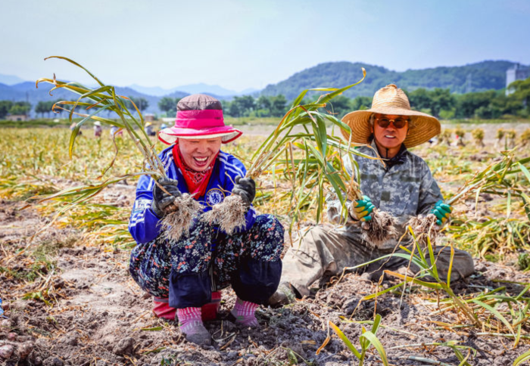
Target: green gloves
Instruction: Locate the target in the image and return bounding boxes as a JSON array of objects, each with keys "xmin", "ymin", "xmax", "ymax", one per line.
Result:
[
  {"xmin": 430, "ymin": 200, "xmax": 452, "ymax": 225},
  {"xmin": 350, "ymin": 195, "xmax": 374, "ymax": 222}
]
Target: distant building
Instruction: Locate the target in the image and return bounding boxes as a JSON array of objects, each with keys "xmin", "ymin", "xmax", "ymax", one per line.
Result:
[
  {"xmin": 6, "ymin": 114, "xmax": 28, "ymax": 121},
  {"xmin": 144, "ymin": 113, "xmax": 155, "ymax": 122},
  {"xmin": 506, "ymin": 63, "xmax": 530, "ymax": 95}
]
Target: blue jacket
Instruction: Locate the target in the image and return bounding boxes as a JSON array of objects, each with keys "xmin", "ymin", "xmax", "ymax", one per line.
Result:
[{"xmin": 128, "ymin": 146, "xmax": 257, "ymax": 244}]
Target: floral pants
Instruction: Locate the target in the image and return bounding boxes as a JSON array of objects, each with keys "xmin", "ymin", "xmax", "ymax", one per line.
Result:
[{"xmin": 129, "ymin": 214, "xmax": 284, "ymax": 308}]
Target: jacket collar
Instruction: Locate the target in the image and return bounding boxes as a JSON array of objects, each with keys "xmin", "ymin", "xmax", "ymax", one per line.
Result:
[{"xmin": 370, "ymin": 140, "xmax": 408, "ymax": 168}]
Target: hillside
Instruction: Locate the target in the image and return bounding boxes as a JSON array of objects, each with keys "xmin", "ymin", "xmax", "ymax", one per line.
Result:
[{"xmin": 260, "ymin": 60, "xmax": 522, "ymax": 100}]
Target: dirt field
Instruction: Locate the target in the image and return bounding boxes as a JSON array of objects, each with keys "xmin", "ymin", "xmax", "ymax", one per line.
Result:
[
  {"xmin": 1, "ymin": 126, "xmax": 529, "ymax": 365},
  {"xmin": 1, "ymin": 197, "xmax": 528, "ymax": 366}
]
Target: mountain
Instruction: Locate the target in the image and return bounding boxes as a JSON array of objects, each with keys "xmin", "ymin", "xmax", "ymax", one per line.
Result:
[
  {"xmin": 0, "ymin": 81, "xmax": 188, "ymax": 116},
  {"xmin": 0, "ymin": 74, "xmax": 26, "ymax": 85},
  {"xmin": 171, "ymin": 83, "xmax": 238, "ymax": 97},
  {"xmin": 128, "ymin": 83, "xmax": 259, "ymax": 98},
  {"xmin": 240, "ymin": 87, "xmax": 261, "ymax": 95},
  {"xmin": 127, "ymin": 84, "xmax": 179, "ymax": 97},
  {"xmin": 260, "ymin": 60, "xmax": 524, "ymax": 100}
]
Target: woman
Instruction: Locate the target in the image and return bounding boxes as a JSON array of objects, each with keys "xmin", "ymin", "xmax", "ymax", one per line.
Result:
[
  {"xmin": 128, "ymin": 94, "xmax": 284, "ymax": 346},
  {"xmin": 270, "ymin": 84, "xmax": 474, "ymax": 306}
]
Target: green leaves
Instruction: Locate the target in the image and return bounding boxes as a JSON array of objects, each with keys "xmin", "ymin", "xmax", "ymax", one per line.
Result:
[
  {"xmin": 33, "ymin": 56, "xmax": 168, "ymax": 212},
  {"xmin": 514, "ymin": 349, "xmax": 530, "ymax": 365},
  {"xmin": 329, "ymin": 314, "xmax": 388, "ymax": 366},
  {"xmin": 38, "ymin": 57, "xmax": 164, "ymax": 181},
  {"xmin": 247, "ymin": 69, "xmax": 373, "ymax": 234},
  {"xmin": 448, "ymin": 151, "xmax": 530, "ymax": 205}
]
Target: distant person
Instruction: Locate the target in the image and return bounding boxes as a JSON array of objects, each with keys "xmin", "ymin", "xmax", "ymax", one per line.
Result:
[
  {"xmin": 70, "ymin": 121, "xmax": 82, "ymax": 135},
  {"xmin": 110, "ymin": 126, "xmax": 123, "ymax": 138},
  {"xmin": 145, "ymin": 122, "xmax": 156, "ymax": 136},
  {"xmin": 160, "ymin": 123, "xmax": 168, "ymax": 130},
  {"xmin": 94, "ymin": 122, "xmax": 102, "ymax": 138}
]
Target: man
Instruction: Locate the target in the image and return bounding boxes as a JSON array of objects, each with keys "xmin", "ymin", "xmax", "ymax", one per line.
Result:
[
  {"xmin": 270, "ymin": 84, "xmax": 474, "ymax": 305},
  {"xmin": 145, "ymin": 122, "xmax": 156, "ymax": 136},
  {"xmin": 93, "ymin": 121, "xmax": 102, "ymax": 137},
  {"xmin": 128, "ymin": 95, "xmax": 284, "ymax": 346}
]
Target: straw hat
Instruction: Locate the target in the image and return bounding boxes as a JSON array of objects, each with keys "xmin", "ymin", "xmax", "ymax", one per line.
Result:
[
  {"xmin": 158, "ymin": 94, "xmax": 242, "ymax": 145},
  {"xmin": 341, "ymin": 84, "xmax": 441, "ymax": 148}
]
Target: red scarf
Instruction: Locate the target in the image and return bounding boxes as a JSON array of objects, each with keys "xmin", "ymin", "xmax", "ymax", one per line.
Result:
[{"xmin": 172, "ymin": 143, "xmax": 218, "ymax": 198}]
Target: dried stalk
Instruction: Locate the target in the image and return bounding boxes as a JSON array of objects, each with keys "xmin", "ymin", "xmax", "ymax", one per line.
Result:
[
  {"xmin": 408, "ymin": 151, "xmax": 529, "ymax": 246},
  {"xmin": 36, "ymin": 56, "xmax": 203, "ymax": 242}
]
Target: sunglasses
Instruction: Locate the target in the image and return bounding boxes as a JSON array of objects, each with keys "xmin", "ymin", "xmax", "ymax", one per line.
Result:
[{"xmin": 375, "ymin": 117, "xmax": 409, "ymax": 129}]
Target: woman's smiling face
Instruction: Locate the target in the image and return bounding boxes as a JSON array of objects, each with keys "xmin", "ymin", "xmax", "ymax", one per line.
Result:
[{"xmin": 178, "ymin": 138, "xmax": 222, "ymax": 171}]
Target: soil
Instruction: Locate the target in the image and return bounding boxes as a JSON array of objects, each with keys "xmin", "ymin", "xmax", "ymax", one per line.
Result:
[
  {"xmin": 1, "ymin": 142, "xmax": 530, "ymax": 366},
  {"xmin": 1, "ymin": 196, "xmax": 529, "ymax": 366}
]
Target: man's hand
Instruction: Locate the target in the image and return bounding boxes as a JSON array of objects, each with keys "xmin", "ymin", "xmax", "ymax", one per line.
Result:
[
  {"xmin": 232, "ymin": 176, "xmax": 256, "ymax": 208},
  {"xmin": 152, "ymin": 178, "xmax": 182, "ymax": 218},
  {"xmin": 349, "ymin": 195, "xmax": 374, "ymax": 222},
  {"xmin": 430, "ymin": 200, "xmax": 452, "ymax": 226}
]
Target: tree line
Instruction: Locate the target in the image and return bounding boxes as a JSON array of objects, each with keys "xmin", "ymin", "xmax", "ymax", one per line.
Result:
[
  {"xmin": 1, "ymin": 77, "xmax": 529, "ymax": 120},
  {"xmin": 0, "ymin": 97, "xmax": 151, "ymax": 119},
  {"xmin": 157, "ymin": 78, "xmax": 530, "ymax": 120},
  {"xmin": 0, "ymin": 101, "xmax": 32, "ymax": 119},
  {"xmin": 157, "ymin": 95, "xmax": 289, "ymax": 118},
  {"xmin": 301, "ymin": 78, "xmax": 530, "ymax": 120}
]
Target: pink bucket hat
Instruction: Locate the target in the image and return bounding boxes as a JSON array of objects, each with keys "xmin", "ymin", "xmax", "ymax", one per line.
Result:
[{"xmin": 158, "ymin": 94, "xmax": 242, "ymax": 145}]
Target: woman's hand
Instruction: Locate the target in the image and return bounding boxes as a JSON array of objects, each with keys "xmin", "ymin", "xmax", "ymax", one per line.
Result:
[
  {"xmin": 232, "ymin": 176, "xmax": 256, "ymax": 208},
  {"xmin": 152, "ymin": 178, "xmax": 182, "ymax": 217}
]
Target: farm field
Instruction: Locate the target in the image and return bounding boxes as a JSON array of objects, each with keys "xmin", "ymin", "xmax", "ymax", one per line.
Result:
[{"xmin": 1, "ymin": 125, "xmax": 530, "ymax": 366}]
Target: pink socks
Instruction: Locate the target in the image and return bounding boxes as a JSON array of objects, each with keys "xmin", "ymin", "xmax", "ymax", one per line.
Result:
[
  {"xmin": 176, "ymin": 307, "xmax": 211, "ymax": 346},
  {"xmin": 176, "ymin": 297, "xmax": 260, "ymax": 345},
  {"xmin": 231, "ymin": 298, "xmax": 260, "ymax": 327}
]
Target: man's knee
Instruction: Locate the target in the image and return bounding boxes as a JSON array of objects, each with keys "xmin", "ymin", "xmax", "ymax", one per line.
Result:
[{"xmin": 434, "ymin": 246, "xmax": 475, "ymax": 281}]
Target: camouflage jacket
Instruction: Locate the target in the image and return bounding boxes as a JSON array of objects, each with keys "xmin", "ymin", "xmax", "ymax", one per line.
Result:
[{"xmin": 327, "ymin": 142, "xmax": 443, "ymax": 243}]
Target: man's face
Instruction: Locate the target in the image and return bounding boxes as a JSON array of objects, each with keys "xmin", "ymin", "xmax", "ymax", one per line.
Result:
[
  {"xmin": 178, "ymin": 137, "xmax": 222, "ymax": 171},
  {"xmin": 371, "ymin": 113, "xmax": 409, "ymax": 150}
]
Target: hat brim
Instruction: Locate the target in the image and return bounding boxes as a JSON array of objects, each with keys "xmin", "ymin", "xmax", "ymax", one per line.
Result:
[
  {"xmin": 341, "ymin": 107, "xmax": 441, "ymax": 148},
  {"xmin": 158, "ymin": 126, "xmax": 242, "ymax": 145}
]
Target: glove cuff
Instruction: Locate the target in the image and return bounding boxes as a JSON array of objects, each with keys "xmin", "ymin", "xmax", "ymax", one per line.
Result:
[
  {"xmin": 151, "ymin": 200, "xmax": 164, "ymax": 218},
  {"xmin": 348, "ymin": 204, "xmax": 360, "ymax": 222}
]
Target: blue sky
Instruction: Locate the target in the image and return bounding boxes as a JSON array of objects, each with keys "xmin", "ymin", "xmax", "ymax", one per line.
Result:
[{"xmin": 1, "ymin": 0, "xmax": 529, "ymax": 91}]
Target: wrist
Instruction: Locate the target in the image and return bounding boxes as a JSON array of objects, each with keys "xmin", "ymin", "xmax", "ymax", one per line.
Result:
[{"xmin": 151, "ymin": 201, "xmax": 164, "ymax": 218}]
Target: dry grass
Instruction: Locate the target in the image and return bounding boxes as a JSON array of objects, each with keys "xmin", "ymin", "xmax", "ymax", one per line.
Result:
[
  {"xmin": 1, "ymin": 126, "xmax": 530, "ymax": 364},
  {"xmin": 160, "ymin": 194, "xmax": 203, "ymax": 241},
  {"xmin": 471, "ymin": 128, "xmax": 485, "ymax": 147},
  {"xmin": 361, "ymin": 210, "xmax": 398, "ymax": 247},
  {"xmin": 407, "ymin": 214, "xmax": 439, "ymax": 248},
  {"xmin": 202, "ymin": 194, "xmax": 248, "ymax": 235}
]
